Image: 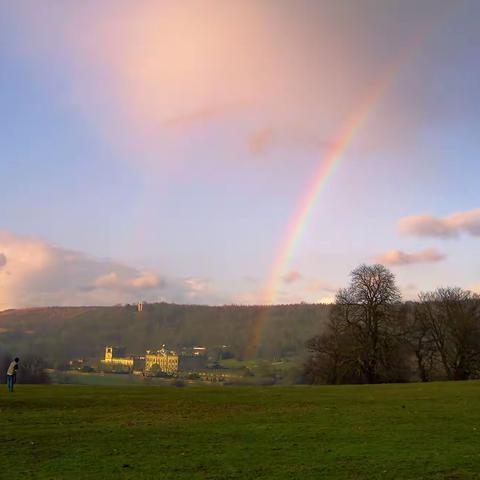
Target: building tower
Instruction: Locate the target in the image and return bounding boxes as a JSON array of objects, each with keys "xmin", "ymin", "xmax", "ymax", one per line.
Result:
[{"xmin": 105, "ymin": 346, "xmax": 113, "ymax": 361}]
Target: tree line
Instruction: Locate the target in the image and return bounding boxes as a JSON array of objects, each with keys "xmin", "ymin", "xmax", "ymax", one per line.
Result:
[{"xmin": 304, "ymin": 264, "xmax": 480, "ymax": 384}]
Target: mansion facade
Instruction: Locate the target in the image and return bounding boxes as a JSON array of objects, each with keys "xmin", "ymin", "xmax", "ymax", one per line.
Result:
[{"xmin": 102, "ymin": 344, "xmax": 207, "ymax": 375}]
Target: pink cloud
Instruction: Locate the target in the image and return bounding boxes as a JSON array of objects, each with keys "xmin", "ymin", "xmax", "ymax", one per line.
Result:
[
  {"xmin": 282, "ymin": 270, "xmax": 302, "ymax": 284},
  {"xmin": 375, "ymin": 247, "xmax": 446, "ymax": 266},
  {"xmin": 248, "ymin": 126, "xmax": 332, "ymax": 155},
  {"xmin": 307, "ymin": 280, "xmax": 337, "ymax": 293},
  {"xmin": 162, "ymin": 105, "xmax": 241, "ymax": 129},
  {"xmin": 93, "ymin": 272, "xmax": 120, "ymax": 288},
  {"xmin": 0, "ymin": 230, "xmax": 212, "ymax": 309},
  {"xmin": 248, "ymin": 128, "xmax": 275, "ymax": 154},
  {"xmin": 399, "ymin": 208, "xmax": 480, "ymax": 238}
]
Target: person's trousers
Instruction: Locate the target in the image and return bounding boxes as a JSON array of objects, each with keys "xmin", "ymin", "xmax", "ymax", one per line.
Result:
[{"xmin": 6, "ymin": 375, "xmax": 14, "ymax": 392}]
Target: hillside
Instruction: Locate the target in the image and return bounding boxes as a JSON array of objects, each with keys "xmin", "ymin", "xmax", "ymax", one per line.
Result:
[{"xmin": 0, "ymin": 303, "xmax": 330, "ymax": 362}]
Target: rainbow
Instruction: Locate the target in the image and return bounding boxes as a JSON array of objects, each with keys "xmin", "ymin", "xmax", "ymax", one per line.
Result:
[
  {"xmin": 244, "ymin": 55, "xmax": 412, "ymax": 358},
  {"xmin": 245, "ymin": 6, "xmax": 451, "ymax": 356},
  {"xmin": 265, "ymin": 65, "xmax": 400, "ymax": 305}
]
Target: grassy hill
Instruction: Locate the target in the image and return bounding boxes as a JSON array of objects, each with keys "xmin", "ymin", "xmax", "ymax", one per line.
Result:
[
  {"xmin": 0, "ymin": 303, "xmax": 330, "ymax": 362},
  {"xmin": 2, "ymin": 381, "xmax": 480, "ymax": 479}
]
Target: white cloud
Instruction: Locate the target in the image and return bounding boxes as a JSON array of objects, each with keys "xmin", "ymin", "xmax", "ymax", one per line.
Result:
[
  {"xmin": 92, "ymin": 272, "xmax": 120, "ymax": 289},
  {"xmin": 400, "ymin": 283, "xmax": 419, "ymax": 300},
  {"xmin": 470, "ymin": 285, "xmax": 480, "ymax": 295},
  {"xmin": 306, "ymin": 280, "xmax": 337, "ymax": 294},
  {"xmin": 306, "ymin": 280, "xmax": 337, "ymax": 304},
  {"xmin": 183, "ymin": 277, "xmax": 209, "ymax": 293},
  {"xmin": 182, "ymin": 277, "xmax": 217, "ymax": 302},
  {"xmin": 375, "ymin": 247, "xmax": 446, "ymax": 266},
  {"xmin": 318, "ymin": 296, "xmax": 335, "ymax": 304},
  {"xmin": 127, "ymin": 272, "xmax": 163, "ymax": 290},
  {"xmin": 90, "ymin": 271, "xmax": 163, "ymax": 291},
  {"xmin": 231, "ymin": 290, "xmax": 263, "ymax": 305},
  {"xmin": 399, "ymin": 208, "xmax": 480, "ymax": 239},
  {"xmin": 231, "ymin": 277, "xmax": 338, "ymax": 305}
]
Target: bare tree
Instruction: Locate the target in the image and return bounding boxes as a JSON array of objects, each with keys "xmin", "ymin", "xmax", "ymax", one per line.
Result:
[
  {"xmin": 0, "ymin": 350, "xmax": 12, "ymax": 383},
  {"xmin": 17, "ymin": 354, "xmax": 50, "ymax": 384},
  {"xmin": 305, "ymin": 264, "xmax": 404, "ymax": 384},
  {"xmin": 304, "ymin": 314, "xmax": 361, "ymax": 384},
  {"xmin": 417, "ymin": 287, "xmax": 480, "ymax": 380},
  {"xmin": 333, "ymin": 264, "xmax": 402, "ymax": 383},
  {"xmin": 401, "ymin": 302, "xmax": 437, "ymax": 382}
]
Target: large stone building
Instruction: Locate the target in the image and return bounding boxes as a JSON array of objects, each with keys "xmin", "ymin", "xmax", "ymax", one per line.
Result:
[
  {"xmin": 145, "ymin": 346, "xmax": 208, "ymax": 375},
  {"xmin": 103, "ymin": 345, "xmax": 207, "ymax": 375},
  {"xmin": 145, "ymin": 346, "xmax": 179, "ymax": 375}
]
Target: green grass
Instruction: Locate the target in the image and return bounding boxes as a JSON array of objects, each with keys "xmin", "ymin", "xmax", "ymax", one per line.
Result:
[
  {"xmin": 219, "ymin": 357, "xmax": 296, "ymax": 372},
  {"xmin": 2, "ymin": 382, "xmax": 480, "ymax": 479},
  {"xmin": 49, "ymin": 371, "xmax": 173, "ymax": 386}
]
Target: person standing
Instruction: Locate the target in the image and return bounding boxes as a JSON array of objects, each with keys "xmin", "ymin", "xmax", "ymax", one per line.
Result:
[{"xmin": 6, "ymin": 357, "xmax": 19, "ymax": 392}]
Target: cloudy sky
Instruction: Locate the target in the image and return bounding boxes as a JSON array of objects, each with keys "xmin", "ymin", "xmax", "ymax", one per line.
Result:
[{"xmin": 1, "ymin": 0, "xmax": 479, "ymax": 309}]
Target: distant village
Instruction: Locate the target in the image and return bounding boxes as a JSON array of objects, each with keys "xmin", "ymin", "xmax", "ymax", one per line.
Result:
[
  {"xmin": 63, "ymin": 344, "xmax": 248, "ymax": 384},
  {"xmin": 63, "ymin": 303, "xmax": 235, "ymax": 382},
  {"xmin": 101, "ymin": 345, "xmax": 208, "ymax": 375}
]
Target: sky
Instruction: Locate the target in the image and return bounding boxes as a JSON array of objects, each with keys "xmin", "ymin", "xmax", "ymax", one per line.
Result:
[{"xmin": 0, "ymin": 0, "xmax": 479, "ymax": 309}]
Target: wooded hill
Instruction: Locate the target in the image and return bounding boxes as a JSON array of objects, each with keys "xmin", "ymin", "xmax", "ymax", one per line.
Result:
[{"xmin": 0, "ymin": 303, "xmax": 330, "ymax": 364}]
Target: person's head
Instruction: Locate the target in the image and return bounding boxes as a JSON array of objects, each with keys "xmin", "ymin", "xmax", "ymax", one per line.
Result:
[{"xmin": 14, "ymin": 357, "xmax": 19, "ymax": 363}]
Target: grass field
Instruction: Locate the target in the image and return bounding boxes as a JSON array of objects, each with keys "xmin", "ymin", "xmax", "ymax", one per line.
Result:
[
  {"xmin": 2, "ymin": 382, "xmax": 480, "ymax": 479},
  {"xmin": 49, "ymin": 371, "xmax": 176, "ymax": 386}
]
